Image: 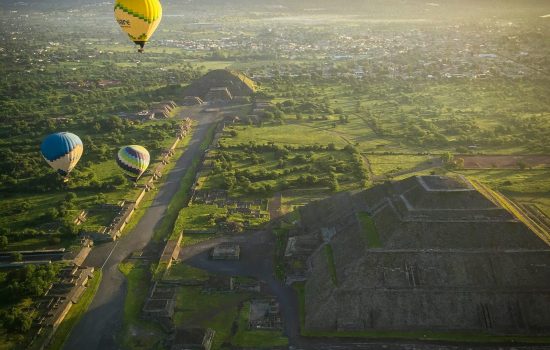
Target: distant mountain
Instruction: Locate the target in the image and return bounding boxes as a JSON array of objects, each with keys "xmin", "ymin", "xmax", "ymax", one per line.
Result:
[{"xmin": 0, "ymin": 0, "xmax": 101, "ymax": 10}]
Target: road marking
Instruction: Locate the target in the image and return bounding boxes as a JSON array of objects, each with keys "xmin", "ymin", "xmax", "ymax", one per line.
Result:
[{"xmin": 101, "ymin": 241, "xmax": 119, "ymax": 270}]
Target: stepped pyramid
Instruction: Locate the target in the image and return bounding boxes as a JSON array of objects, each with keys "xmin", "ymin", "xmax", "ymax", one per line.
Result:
[{"xmin": 288, "ymin": 175, "xmax": 550, "ymax": 334}]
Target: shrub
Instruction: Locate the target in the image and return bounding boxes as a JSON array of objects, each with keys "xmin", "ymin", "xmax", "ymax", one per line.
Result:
[{"xmin": 2, "ymin": 306, "xmax": 34, "ymax": 333}]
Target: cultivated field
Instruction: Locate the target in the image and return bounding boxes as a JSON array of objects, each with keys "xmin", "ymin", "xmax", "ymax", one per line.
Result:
[{"xmin": 458, "ymin": 155, "xmax": 550, "ymax": 169}]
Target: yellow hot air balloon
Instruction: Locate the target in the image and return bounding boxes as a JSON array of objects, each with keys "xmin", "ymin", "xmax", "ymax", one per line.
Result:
[{"xmin": 114, "ymin": 0, "xmax": 162, "ymax": 52}]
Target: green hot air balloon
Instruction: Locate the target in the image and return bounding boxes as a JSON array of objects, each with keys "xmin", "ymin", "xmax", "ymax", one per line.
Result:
[{"xmin": 116, "ymin": 145, "xmax": 150, "ymax": 181}]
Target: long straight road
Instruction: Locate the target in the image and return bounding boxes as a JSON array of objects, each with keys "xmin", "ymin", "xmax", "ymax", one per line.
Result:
[{"xmin": 63, "ymin": 108, "xmax": 220, "ymax": 350}]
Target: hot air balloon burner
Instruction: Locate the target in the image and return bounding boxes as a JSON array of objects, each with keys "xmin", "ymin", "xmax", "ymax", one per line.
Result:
[{"xmin": 135, "ymin": 41, "xmax": 145, "ymax": 53}]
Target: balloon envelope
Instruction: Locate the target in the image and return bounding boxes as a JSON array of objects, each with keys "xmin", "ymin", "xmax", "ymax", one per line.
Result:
[
  {"xmin": 116, "ymin": 145, "xmax": 150, "ymax": 180},
  {"xmin": 114, "ymin": 0, "xmax": 162, "ymax": 51},
  {"xmin": 40, "ymin": 132, "xmax": 83, "ymax": 176}
]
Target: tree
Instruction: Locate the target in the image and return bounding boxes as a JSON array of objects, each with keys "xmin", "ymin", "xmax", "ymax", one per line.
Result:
[
  {"xmin": 441, "ymin": 152, "xmax": 454, "ymax": 165},
  {"xmin": 223, "ymin": 173, "xmax": 236, "ymax": 190},
  {"xmin": 65, "ymin": 192, "xmax": 77, "ymax": 203},
  {"xmin": 60, "ymin": 220, "xmax": 79, "ymax": 236},
  {"xmin": 226, "ymin": 221, "xmax": 244, "ymax": 233},
  {"xmin": 7, "ymin": 264, "xmax": 56, "ymax": 298},
  {"xmin": 329, "ymin": 172, "xmax": 340, "ymax": 192},
  {"xmin": 2, "ymin": 307, "xmax": 34, "ymax": 333},
  {"xmin": 19, "ymin": 201, "xmax": 31, "ymax": 213},
  {"xmin": 11, "ymin": 252, "xmax": 23, "ymax": 262},
  {"xmin": 111, "ymin": 174, "xmax": 126, "ymax": 186},
  {"xmin": 42, "ymin": 208, "xmax": 60, "ymax": 222},
  {"xmin": 0, "ymin": 235, "xmax": 8, "ymax": 249}
]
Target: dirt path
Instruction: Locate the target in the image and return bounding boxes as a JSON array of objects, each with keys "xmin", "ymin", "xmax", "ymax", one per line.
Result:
[
  {"xmin": 458, "ymin": 155, "xmax": 550, "ymax": 169},
  {"xmin": 361, "ymin": 154, "xmax": 381, "ymax": 183},
  {"xmin": 269, "ymin": 192, "xmax": 283, "ymax": 220},
  {"xmin": 363, "ymin": 156, "xmax": 442, "ymax": 183}
]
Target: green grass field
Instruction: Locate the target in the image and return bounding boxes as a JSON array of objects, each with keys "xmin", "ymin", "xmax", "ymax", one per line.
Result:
[
  {"xmin": 163, "ymin": 262, "xmax": 210, "ymax": 282},
  {"xmin": 173, "ymin": 205, "xmax": 227, "ymax": 233},
  {"xmin": 155, "ymin": 122, "xmax": 218, "ymax": 242},
  {"xmin": 0, "ymin": 118, "xmax": 187, "ymax": 251},
  {"xmin": 367, "ymin": 154, "xmax": 437, "ymax": 178},
  {"xmin": 457, "ymin": 168, "xmax": 550, "ymax": 217},
  {"xmin": 168, "ymin": 263, "xmax": 287, "ymax": 349},
  {"xmin": 262, "ymin": 78, "xmax": 550, "ymax": 155},
  {"xmin": 222, "ymin": 123, "xmax": 347, "ymax": 147},
  {"xmin": 171, "ymin": 271, "xmax": 252, "ymax": 349},
  {"xmin": 231, "ymin": 301, "xmax": 288, "ymax": 348},
  {"xmin": 118, "ymin": 261, "xmax": 164, "ymax": 349}
]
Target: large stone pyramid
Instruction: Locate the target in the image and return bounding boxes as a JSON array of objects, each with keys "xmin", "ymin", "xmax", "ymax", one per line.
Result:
[{"xmin": 287, "ymin": 175, "xmax": 550, "ymax": 334}]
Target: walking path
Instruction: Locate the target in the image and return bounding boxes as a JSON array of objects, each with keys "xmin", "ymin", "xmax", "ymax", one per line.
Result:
[{"xmin": 62, "ymin": 107, "xmax": 221, "ymax": 350}]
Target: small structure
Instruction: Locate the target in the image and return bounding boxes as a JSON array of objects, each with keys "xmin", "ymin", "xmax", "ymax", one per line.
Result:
[
  {"xmin": 222, "ymin": 115, "xmax": 240, "ymax": 124},
  {"xmin": 203, "ymin": 275, "xmax": 232, "ymax": 293},
  {"xmin": 182, "ymin": 96, "xmax": 204, "ymax": 106},
  {"xmin": 150, "ymin": 101, "xmax": 177, "ymax": 119},
  {"xmin": 103, "ymin": 201, "xmax": 137, "ymax": 241},
  {"xmin": 284, "ymin": 234, "xmax": 319, "ymax": 258},
  {"xmin": 72, "ymin": 238, "xmax": 93, "ymax": 267},
  {"xmin": 159, "ymin": 233, "xmax": 183, "ymax": 270},
  {"xmin": 33, "ymin": 265, "xmax": 95, "ymax": 348},
  {"xmin": 142, "ymin": 282, "xmax": 177, "ymax": 331},
  {"xmin": 211, "ymin": 243, "xmax": 240, "ymax": 260},
  {"xmin": 73, "ymin": 210, "xmax": 88, "ymax": 225},
  {"xmin": 248, "ymin": 299, "xmax": 282, "ymax": 330},
  {"xmin": 231, "ymin": 96, "xmax": 249, "ymax": 103},
  {"xmin": 230, "ymin": 276, "xmax": 261, "ymax": 292},
  {"xmin": 204, "ymin": 87, "xmax": 232, "ymax": 102},
  {"xmin": 170, "ymin": 328, "xmax": 215, "ymax": 350},
  {"xmin": 0, "ymin": 248, "xmax": 66, "ymax": 264}
]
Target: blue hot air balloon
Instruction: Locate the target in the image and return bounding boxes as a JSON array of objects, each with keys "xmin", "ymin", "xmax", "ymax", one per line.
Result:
[
  {"xmin": 116, "ymin": 145, "xmax": 150, "ymax": 180},
  {"xmin": 40, "ymin": 132, "xmax": 83, "ymax": 176}
]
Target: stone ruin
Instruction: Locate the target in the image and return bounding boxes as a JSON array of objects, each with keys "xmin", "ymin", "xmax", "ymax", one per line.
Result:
[{"xmin": 287, "ymin": 175, "xmax": 550, "ymax": 334}]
